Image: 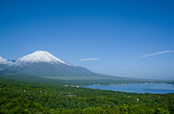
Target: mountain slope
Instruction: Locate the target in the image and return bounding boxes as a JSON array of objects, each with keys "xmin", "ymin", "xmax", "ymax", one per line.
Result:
[{"xmin": 7, "ymin": 62, "xmax": 95, "ymax": 76}]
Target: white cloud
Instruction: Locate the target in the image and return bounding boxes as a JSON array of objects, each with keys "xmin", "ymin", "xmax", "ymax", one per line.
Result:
[
  {"xmin": 141, "ymin": 50, "xmax": 174, "ymax": 58},
  {"xmin": 79, "ymin": 58, "xmax": 99, "ymax": 61}
]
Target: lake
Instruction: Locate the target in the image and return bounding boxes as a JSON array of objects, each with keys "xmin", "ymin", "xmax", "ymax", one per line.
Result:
[{"xmin": 84, "ymin": 83, "xmax": 174, "ymax": 94}]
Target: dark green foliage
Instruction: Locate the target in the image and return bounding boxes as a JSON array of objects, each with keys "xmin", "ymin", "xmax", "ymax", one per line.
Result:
[{"xmin": 0, "ymin": 79, "xmax": 173, "ymax": 114}]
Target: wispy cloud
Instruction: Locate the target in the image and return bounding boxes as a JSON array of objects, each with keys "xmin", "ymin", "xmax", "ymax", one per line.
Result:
[
  {"xmin": 79, "ymin": 58, "xmax": 99, "ymax": 61},
  {"xmin": 141, "ymin": 50, "xmax": 174, "ymax": 58}
]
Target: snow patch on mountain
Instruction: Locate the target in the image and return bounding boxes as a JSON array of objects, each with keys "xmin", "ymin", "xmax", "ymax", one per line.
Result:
[{"xmin": 15, "ymin": 50, "xmax": 70, "ymax": 65}]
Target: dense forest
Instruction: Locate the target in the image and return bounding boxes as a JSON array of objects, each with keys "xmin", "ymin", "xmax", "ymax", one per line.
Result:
[{"xmin": 0, "ymin": 78, "xmax": 174, "ymax": 114}]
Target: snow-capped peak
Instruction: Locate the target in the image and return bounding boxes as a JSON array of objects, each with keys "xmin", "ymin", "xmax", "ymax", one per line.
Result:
[
  {"xmin": 16, "ymin": 50, "xmax": 70, "ymax": 65},
  {"xmin": 0, "ymin": 56, "xmax": 13, "ymax": 65}
]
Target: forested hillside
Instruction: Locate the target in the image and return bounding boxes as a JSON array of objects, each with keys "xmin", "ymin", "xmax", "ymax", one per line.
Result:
[{"xmin": 0, "ymin": 79, "xmax": 174, "ymax": 114}]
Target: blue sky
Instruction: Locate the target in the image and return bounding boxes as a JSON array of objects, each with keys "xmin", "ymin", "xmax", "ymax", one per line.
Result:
[{"xmin": 0, "ymin": 0, "xmax": 174, "ymax": 79}]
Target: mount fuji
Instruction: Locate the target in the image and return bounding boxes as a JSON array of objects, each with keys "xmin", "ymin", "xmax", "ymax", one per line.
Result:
[
  {"xmin": 0, "ymin": 50, "xmax": 99, "ymax": 78},
  {"xmin": 15, "ymin": 51, "xmax": 70, "ymax": 65}
]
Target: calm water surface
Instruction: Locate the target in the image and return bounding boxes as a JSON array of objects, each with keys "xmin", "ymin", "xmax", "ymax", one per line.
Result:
[{"xmin": 84, "ymin": 83, "xmax": 174, "ymax": 94}]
